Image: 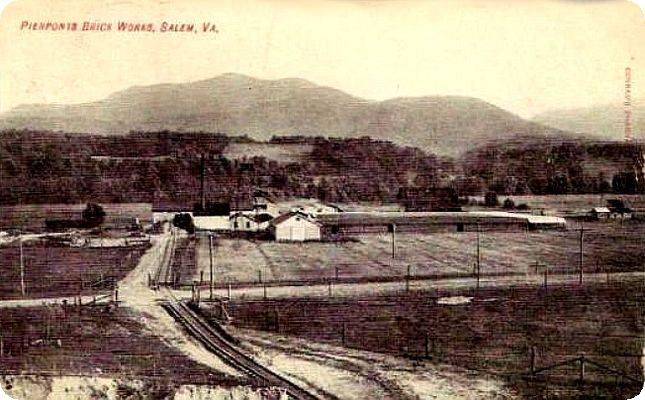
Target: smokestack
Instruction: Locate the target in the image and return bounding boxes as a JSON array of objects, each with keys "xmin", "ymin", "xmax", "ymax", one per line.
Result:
[{"xmin": 200, "ymin": 153, "xmax": 205, "ymax": 210}]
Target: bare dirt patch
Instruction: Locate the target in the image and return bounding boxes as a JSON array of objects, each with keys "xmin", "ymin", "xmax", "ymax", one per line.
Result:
[{"xmin": 1, "ymin": 375, "xmax": 286, "ymax": 400}]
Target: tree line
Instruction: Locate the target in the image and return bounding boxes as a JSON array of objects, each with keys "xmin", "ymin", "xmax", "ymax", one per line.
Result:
[{"xmin": 0, "ymin": 130, "xmax": 642, "ymax": 210}]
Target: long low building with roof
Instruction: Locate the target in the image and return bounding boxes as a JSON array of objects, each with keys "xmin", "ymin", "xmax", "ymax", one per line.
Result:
[{"xmin": 315, "ymin": 211, "xmax": 566, "ymax": 238}]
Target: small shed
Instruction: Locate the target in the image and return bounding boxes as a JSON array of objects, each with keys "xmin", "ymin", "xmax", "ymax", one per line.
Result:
[
  {"xmin": 590, "ymin": 207, "xmax": 611, "ymax": 220},
  {"xmin": 270, "ymin": 212, "xmax": 322, "ymax": 242}
]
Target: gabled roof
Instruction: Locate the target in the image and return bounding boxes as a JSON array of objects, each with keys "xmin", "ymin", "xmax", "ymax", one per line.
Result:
[
  {"xmin": 229, "ymin": 212, "xmax": 261, "ymax": 222},
  {"xmin": 270, "ymin": 211, "xmax": 322, "ymax": 226}
]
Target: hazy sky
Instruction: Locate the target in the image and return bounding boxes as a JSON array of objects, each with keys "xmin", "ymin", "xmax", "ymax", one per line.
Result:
[{"xmin": 0, "ymin": 0, "xmax": 643, "ymax": 117}]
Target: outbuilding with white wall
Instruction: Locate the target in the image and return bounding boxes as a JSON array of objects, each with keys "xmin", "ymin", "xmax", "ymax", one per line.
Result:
[{"xmin": 270, "ymin": 211, "xmax": 322, "ymax": 242}]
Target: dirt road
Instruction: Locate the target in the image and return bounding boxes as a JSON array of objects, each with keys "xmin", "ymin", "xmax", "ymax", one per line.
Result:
[{"xmin": 116, "ymin": 226, "xmax": 242, "ymax": 376}]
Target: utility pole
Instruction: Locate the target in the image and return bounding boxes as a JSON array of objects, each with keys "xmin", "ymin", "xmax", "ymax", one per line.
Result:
[
  {"xmin": 476, "ymin": 223, "xmax": 481, "ymax": 291},
  {"xmin": 209, "ymin": 234, "xmax": 214, "ymax": 300},
  {"xmin": 200, "ymin": 153, "xmax": 206, "ymax": 211},
  {"xmin": 390, "ymin": 223, "xmax": 396, "ymax": 259},
  {"xmin": 579, "ymin": 225, "xmax": 584, "ymax": 285},
  {"xmin": 19, "ymin": 234, "xmax": 25, "ymax": 297}
]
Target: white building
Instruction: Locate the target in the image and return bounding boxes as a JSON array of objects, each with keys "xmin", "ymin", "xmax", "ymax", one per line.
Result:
[
  {"xmin": 229, "ymin": 212, "xmax": 262, "ymax": 231},
  {"xmin": 291, "ymin": 203, "xmax": 343, "ymax": 217},
  {"xmin": 193, "ymin": 215, "xmax": 229, "ymax": 231},
  {"xmin": 270, "ymin": 211, "xmax": 322, "ymax": 242}
]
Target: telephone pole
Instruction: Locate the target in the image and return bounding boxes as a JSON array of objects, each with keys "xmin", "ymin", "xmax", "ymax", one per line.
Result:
[
  {"xmin": 199, "ymin": 153, "xmax": 206, "ymax": 210},
  {"xmin": 578, "ymin": 225, "xmax": 584, "ymax": 285},
  {"xmin": 476, "ymin": 223, "xmax": 481, "ymax": 288},
  {"xmin": 19, "ymin": 235, "xmax": 25, "ymax": 297},
  {"xmin": 208, "ymin": 234, "xmax": 214, "ymax": 300},
  {"xmin": 391, "ymin": 223, "xmax": 396, "ymax": 259}
]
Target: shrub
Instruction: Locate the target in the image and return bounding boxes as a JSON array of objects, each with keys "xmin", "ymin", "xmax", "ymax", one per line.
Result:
[
  {"xmin": 172, "ymin": 213, "xmax": 195, "ymax": 234},
  {"xmin": 484, "ymin": 191, "xmax": 499, "ymax": 207},
  {"xmin": 82, "ymin": 203, "xmax": 106, "ymax": 228}
]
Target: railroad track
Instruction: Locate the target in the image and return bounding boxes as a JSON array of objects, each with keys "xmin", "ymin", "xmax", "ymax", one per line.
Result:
[
  {"xmin": 153, "ymin": 229, "xmax": 176, "ymax": 286},
  {"xmin": 163, "ymin": 299, "xmax": 321, "ymax": 400}
]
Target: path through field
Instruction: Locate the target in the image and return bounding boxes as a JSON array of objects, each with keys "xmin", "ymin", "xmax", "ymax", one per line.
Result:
[{"xmin": 231, "ymin": 326, "xmax": 516, "ymax": 400}]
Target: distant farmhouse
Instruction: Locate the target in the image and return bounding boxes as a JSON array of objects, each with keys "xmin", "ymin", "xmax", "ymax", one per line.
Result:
[{"xmin": 589, "ymin": 199, "xmax": 632, "ymax": 220}]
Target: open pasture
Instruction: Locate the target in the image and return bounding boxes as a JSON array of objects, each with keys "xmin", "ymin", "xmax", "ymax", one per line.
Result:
[
  {"xmin": 191, "ymin": 221, "xmax": 645, "ymax": 284},
  {"xmin": 0, "ymin": 305, "xmax": 243, "ymax": 387},
  {"xmin": 212, "ymin": 280, "xmax": 645, "ymax": 399},
  {"xmin": 0, "ymin": 243, "xmax": 149, "ymax": 300},
  {"xmin": 223, "ymin": 142, "xmax": 313, "ymax": 163}
]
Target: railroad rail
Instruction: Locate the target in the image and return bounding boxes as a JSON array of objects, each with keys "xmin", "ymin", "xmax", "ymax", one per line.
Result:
[
  {"xmin": 163, "ymin": 299, "xmax": 320, "ymax": 400},
  {"xmin": 153, "ymin": 228, "xmax": 176, "ymax": 286}
]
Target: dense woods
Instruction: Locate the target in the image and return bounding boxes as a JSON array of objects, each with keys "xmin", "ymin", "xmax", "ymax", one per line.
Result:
[
  {"xmin": 0, "ymin": 130, "xmax": 643, "ymax": 209},
  {"xmin": 461, "ymin": 140, "xmax": 645, "ymax": 196}
]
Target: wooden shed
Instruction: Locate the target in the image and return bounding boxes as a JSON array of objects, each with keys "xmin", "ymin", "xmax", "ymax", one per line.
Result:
[{"xmin": 270, "ymin": 212, "xmax": 322, "ymax": 242}]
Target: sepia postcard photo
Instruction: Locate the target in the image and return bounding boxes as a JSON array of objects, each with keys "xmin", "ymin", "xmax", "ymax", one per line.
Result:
[{"xmin": 0, "ymin": 0, "xmax": 644, "ymax": 398}]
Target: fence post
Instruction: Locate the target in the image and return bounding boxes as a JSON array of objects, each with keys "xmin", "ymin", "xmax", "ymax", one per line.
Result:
[
  {"xmin": 263, "ymin": 283, "xmax": 267, "ymax": 300},
  {"xmin": 342, "ymin": 322, "xmax": 346, "ymax": 346},
  {"xmin": 406, "ymin": 265, "xmax": 411, "ymax": 292},
  {"xmin": 530, "ymin": 346, "xmax": 536, "ymax": 376},
  {"xmin": 328, "ymin": 280, "xmax": 332, "ymax": 297},
  {"xmin": 579, "ymin": 354, "xmax": 585, "ymax": 383},
  {"xmin": 274, "ymin": 307, "xmax": 280, "ymax": 333},
  {"xmin": 424, "ymin": 333, "xmax": 429, "ymax": 358}
]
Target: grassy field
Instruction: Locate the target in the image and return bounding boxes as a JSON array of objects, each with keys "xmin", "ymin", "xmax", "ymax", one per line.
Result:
[
  {"xmin": 205, "ymin": 280, "xmax": 644, "ymax": 399},
  {"xmin": 0, "ymin": 305, "xmax": 245, "ymax": 387},
  {"xmin": 0, "ymin": 242, "xmax": 149, "ymax": 300},
  {"xmin": 223, "ymin": 142, "xmax": 313, "ymax": 163},
  {"xmin": 189, "ymin": 221, "xmax": 645, "ymax": 284}
]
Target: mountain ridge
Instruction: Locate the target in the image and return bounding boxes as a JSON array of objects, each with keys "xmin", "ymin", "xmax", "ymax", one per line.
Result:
[{"xmin": 1, "ymin": 73, "xmax": 579, "ymax": 156}]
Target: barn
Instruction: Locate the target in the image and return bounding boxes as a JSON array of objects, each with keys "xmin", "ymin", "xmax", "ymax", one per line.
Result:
[{"xmin": 270, "ymin": 212, "xmax": 322, "ymax": 242}]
